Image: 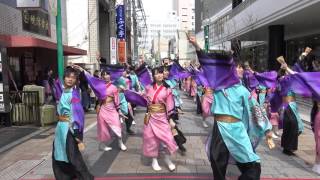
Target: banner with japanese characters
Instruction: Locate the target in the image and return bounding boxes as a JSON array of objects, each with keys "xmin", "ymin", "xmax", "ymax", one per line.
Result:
[
  {"xmin": 22, "ymin": 9, "xmax": 50, "ymax": 37},
  {"xmin": 116, "ymin": 5, "xmax": 125, "ymax": 39}
]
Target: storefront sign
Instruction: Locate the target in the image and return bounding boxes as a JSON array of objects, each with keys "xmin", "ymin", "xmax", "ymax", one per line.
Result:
[
  {"xmin": 22, "ymin": 9, "xmax": 50, "ymax": 37},
  {"xmin": 118, "ymin": 40, "xmax": 126, "ymax": 63},
  {"xmin": 116, "ymin": 5, "xmax": 125, "ymax": 39},
  {"xmin": 17, "ymin": 0, "xmax": 41, "ymax": 8},
  {"xmin": 110, "ymin": 37, "xmax": 117, "ymax": 64}
]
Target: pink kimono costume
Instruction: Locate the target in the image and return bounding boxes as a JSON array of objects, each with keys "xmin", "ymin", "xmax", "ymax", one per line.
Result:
[
  {"xmin": 97, "ymin": 83, "xmax": 122, "ymax": 142},
  {"xmin": 313, "ymin": 103, "xmax": 320, "ymax": 161},
  {"xmin": 143, "ymin": 84, "xmax": 178, "ymax": 157},
  {"xmin": 183, "ymin": 79, "xmax": 187, "ymax": 92},
  {"xmin": 267, "ymin": 89, "xmax": 279, "ymax": 126},
  {"xmin": 185, "ymin": 77, "xmax": 191, "ymax": 94},
  {"xmin": 270, "ymin": 113, "xmax": 279, "ymax": 126},
  {"xmin": 190, "ymin": 79, "xmax": 197, "ymax": 97},
  {"xmin": 201, "ymin": 87, "xmax": 214, "ymax": 118}
]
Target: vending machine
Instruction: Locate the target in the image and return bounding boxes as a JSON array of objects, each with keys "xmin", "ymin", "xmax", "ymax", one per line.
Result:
[{"xmin": 0, "ymin": 45, "xmax": 11, "ymax": 126}]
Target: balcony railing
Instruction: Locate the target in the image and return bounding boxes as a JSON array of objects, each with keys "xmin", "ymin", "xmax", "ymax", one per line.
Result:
[{"xmin": 229, "ymin": 0, "xmax": 258, "ymax": 18}]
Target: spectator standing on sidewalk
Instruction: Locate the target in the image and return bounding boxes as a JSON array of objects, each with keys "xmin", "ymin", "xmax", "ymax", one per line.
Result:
[
  {"xmin": 96, "ymin": 52, "xmax": 107, "ymax": 64},
  {"xmin": 44, "ymin": 67, "xmax": 56, "ymax": 104}
]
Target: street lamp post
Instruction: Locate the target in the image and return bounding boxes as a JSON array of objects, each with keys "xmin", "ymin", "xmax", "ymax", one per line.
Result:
[
  {"xmin": 204, "ymin": 25, "xmax": 209, "ymax": 53},
  {"xmin": 56, "ymin": 0, "xmax": 64, "ymax": 80}
]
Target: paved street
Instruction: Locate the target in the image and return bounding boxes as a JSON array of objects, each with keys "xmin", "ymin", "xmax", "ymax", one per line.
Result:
[{"xmin": 0, "ymin": 92, "xmax": 320, "ymax": 180}]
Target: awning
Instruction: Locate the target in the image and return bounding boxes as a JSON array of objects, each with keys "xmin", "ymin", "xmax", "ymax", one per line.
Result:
[{"xmin": 0, "ymin": 35, "xmax": 87, "ymax": 56}]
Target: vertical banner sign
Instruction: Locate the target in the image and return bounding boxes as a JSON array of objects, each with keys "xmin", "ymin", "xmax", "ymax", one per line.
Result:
[
  {"xmin": 116, "ymin": 5, "xmax": 126, "ymax": 39},
  {"xmin": 118, "ymin": 40, "xmax": 126, "ymax": 63},
  {"xmin": 110, "ymin": 37, "xmax": 117, "ymax": 64},
  {"xmin": 116, "ymin": 4, "xmax": 126, "ymax": 63}
]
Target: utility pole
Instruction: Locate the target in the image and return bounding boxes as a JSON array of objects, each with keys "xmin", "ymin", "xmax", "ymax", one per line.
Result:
[
  {"xmin": 125, "ymin": 0, "xmax": 132, "ymax": 64},
  {"xmin": 204, "ymin": 25, "xmax": 209, "ymax": 53},
  {"xmin": 56, "ymin": 0, "xmax": 63, "ymax": 80},
  {"xmin": 132, "ymin": 0, "xmax": 138, "ymax": 64}
]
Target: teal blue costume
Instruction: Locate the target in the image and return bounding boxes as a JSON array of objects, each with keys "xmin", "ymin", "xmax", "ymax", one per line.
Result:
[
  {"xmin": 165, "ymin": 79, "xmax": 182, "ymax": 107},
  {"xmin": 257, "ymin": 85, "xmax": 267, "ymax": 105},
  {"xmin": 130, "ymin": 74, "xmax": 143, "ymax": 91},
  {"xmin": 210, "ymin": 84, "xmax": 260, "ymax": 163},
  {"xmin": 115, "ymin": 76, "xmax": 135, "ymax": 133},
  {"xmin": 248, "ymin": 96, "xmax": 272, "ymax": 149},
  {"xmin": 52, "ymin": 88, "xmax": 93, "ymax": 179},
  {"xmin": 207, "ymin": 83, "xmax": 261, "ymax": 180},
  {"xmin": 54, "ymin": 89, "xmax": 75, "ymax": 162}
]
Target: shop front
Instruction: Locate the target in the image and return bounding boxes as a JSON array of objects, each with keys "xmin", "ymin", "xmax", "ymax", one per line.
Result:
[{"xmin": 0, "ymin": 34, "xmax": 86, "ymax": 127}]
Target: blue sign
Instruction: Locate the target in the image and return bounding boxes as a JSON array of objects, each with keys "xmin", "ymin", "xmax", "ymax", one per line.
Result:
[{"xmin": 116, "ymin": 5, "xmax": 125, "ymax": 39}]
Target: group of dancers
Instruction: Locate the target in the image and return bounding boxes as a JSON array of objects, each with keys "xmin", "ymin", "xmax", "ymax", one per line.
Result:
[
  {"xmin": 51, "ymin": 34, "xmax": 320, "ymax": 180},
  {"xmin": 51, "ymin": 57, "xmax": 189, "ymax": 179}
]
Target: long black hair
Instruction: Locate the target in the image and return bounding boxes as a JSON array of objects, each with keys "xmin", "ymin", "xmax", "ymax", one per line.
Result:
[
  {"xmin": 151, "ymin": 66, "xmax": 170, "ymax": 88},
  {"xmin": 101, "ymin": 70, "xmax": 110, "ymax": 77},
  {"xmin": 151, "ymin": 66, "xmax": 164, "ymax": 78}
]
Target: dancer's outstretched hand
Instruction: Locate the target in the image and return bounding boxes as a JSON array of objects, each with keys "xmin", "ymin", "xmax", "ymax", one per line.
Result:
[
  {"xmin": 72, "ymin": 64, "xmax": 85, "ymax": 72},
  {"xmin": 265, "ymin": 131, "xmax": 275, "ymax": 149}
]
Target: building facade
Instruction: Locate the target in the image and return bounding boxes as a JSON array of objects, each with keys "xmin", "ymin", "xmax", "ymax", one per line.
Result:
[
  {"xmin": 202, "ymin": 0, "xmax": 320, "ymax": 71},
  {"xmin": 145, "ymin": 12, "xmax": 178, "ymax": 49},
  {"xmin": 87, "ymin": 0, "xmax": 114, "ymax": 66},
  {"xmin": 67, "ymin": 0, "xmax": 89, "ymax": 64},
  {"xmin": 0, "ymin": 0, "xmax": 86, "ymax": 90},
  {"xmin": 173, "ymin": 0, "xmax": 195, "ymax": 31}
]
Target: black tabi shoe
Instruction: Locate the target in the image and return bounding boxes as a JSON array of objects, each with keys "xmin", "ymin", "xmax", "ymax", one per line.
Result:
[
  {"xmin": 283, "ymin": 149, "xmax": 295, "ymax": 156},
  {"xmin": 179, "ymin": 145, "xmax": 187, "ymax": 156},
  {"xmin": 127, "ymin": 129, "xmax": 136, "ymax": 135}
]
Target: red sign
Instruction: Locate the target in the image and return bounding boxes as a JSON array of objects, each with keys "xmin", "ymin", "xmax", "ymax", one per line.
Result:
[{"xmin": 118, "ymin": 40, "xmax": 126, "ymax": 63}]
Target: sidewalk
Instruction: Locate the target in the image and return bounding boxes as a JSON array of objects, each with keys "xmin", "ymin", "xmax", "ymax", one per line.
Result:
[
  {"xmin": 0, "ymin": 113, "xmax": 97, "ymax": 180},
  {"xmin": 1, "ymin": 92, "xmax": 320, "ymax": 180}
]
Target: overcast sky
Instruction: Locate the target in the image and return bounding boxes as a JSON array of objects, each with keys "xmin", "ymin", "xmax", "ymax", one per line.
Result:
[{"xmin": 142, "ymin": 0, "xmax": 173, "ymax": 21}]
